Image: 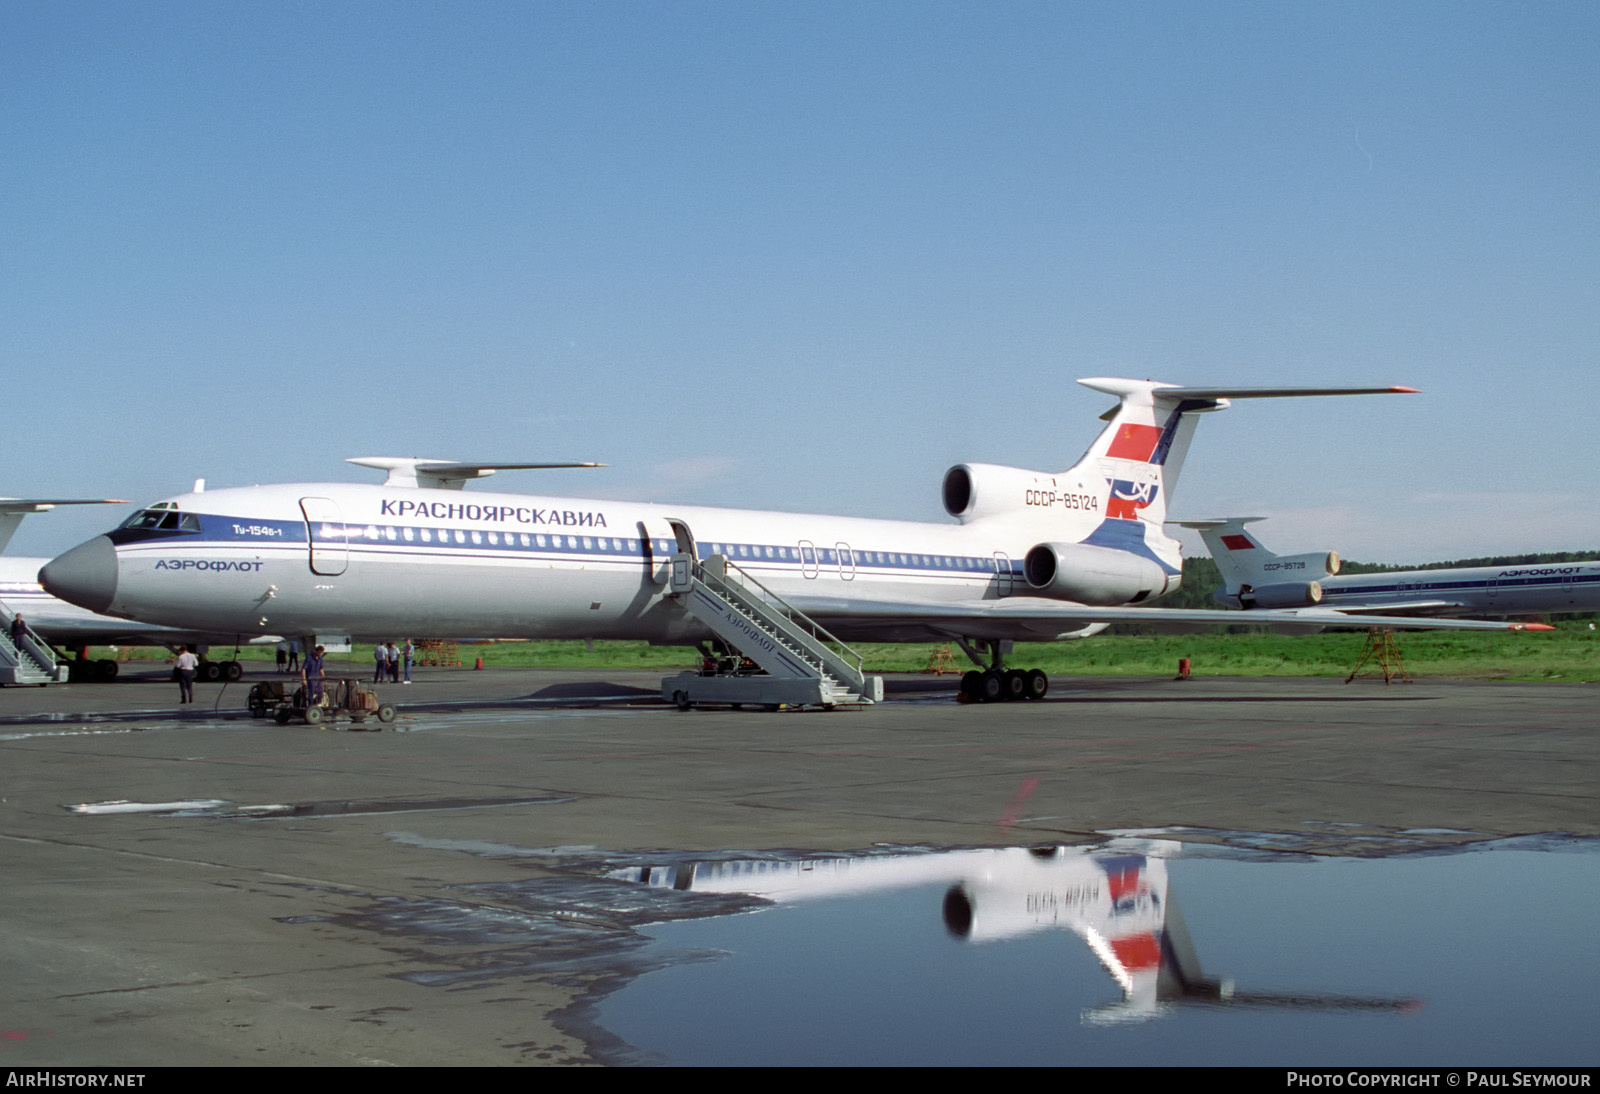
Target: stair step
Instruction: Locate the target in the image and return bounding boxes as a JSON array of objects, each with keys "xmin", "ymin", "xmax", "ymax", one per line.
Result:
[{"xmin": 676, "ymin": 558, "xmax": 874, "ymax": 703}]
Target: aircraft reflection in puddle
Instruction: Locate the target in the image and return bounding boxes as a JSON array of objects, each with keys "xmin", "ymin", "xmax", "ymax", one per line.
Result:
[{"xmin": 611, "ymin": 840, "xmax": 1418, "ymax": 1024}]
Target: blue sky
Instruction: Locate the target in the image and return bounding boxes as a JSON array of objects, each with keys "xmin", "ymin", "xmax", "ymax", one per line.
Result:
[{"xmin": 4, "ymin": 1, "xmax": 1597, "ymax": 563}]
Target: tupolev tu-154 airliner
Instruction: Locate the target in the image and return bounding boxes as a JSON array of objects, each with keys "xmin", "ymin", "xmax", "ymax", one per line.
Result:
[
  {"xmin": 39, "ymin": 378, "xmax": 1548, "ymax": 704},
  {"xmin": 1180, "ymin": 516, "xmax": 1600, "ymax": 619}
]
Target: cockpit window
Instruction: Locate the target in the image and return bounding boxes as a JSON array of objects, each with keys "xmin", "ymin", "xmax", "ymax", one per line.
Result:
[{"xmin": 120, "ymin": 508, "xmax": 199, "ymax": 532}]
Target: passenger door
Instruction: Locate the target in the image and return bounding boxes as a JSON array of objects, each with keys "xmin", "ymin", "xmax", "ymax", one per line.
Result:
[{"xmin": 299, "ymin": 497, "xmax": 348, "ymax": 576}]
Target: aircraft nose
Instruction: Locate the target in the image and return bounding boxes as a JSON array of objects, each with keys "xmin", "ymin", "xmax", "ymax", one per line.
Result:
[{"xmin": 40, "ymin": 536, "xmax": 119, "ymax": 615}]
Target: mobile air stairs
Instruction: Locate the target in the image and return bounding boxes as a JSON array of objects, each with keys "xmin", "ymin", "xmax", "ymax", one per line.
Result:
[
  {"xmin": 0, "ymin": 616, "xmax": 67, "ymax": 685},
  {"xmin": 660, "ymin": 553, "xmax": 884, "ymax": 712}
]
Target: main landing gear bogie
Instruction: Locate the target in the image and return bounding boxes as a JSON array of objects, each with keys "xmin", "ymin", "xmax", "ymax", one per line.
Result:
[{"xmin": 960, "ymin": 667, "xmax": 1049, "ymax": 703}]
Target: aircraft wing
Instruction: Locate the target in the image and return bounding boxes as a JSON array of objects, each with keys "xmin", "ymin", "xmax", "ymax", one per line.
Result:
[
  {"xmin": 785, "ymin": 594, "xmax": 1550, "ymax": 643},
  {"xmin": 1310, "ymin": 600, "xmax": 1467, "ymax": 616},
  {"xmin": 0, "ymin": 498, "xmax": 130, "ymax": 511}
]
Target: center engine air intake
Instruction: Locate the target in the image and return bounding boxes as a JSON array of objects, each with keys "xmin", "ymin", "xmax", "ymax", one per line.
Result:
[
  {"xmin": 1023, "ymin": 542, "xmax": 1175, "ymax": 606},
  {"xmin": 942, "ymin": 463, "xmax": 1053, "ymax": 523}
]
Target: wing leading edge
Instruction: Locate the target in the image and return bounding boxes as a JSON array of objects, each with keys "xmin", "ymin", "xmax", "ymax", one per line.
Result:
[{"xmin": 786, "ymin": 593, "xmax": 1552, "ymax": 643}]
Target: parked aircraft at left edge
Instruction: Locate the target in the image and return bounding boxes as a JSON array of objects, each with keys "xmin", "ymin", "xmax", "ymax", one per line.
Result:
[
  {"xmin": 0, "ymin": 498, "xmax": 272, "ymax": 681},
  {"xmin": 38, "ymin": 378, "xmax": 1548, "ymax": 698}
]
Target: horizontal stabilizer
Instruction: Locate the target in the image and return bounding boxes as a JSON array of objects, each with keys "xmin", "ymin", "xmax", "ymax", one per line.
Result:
[
  {"xmin": 1148, "ymin": 385, "xmax": 1419, "ymax": 400},
  {"xmin": 1078, "ymin": 379, "xmax": 1419, "ymax": 408},
  {"xmin": 347, "ymin": 458, "xmax": 606, "ymax": 490},
  {"xmin": 1168, "ymin": 517, "xmax": 1268, "ymax": 530}
]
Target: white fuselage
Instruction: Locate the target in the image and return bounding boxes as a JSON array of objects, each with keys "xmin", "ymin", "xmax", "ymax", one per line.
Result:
[
  {"xmin": 76, "ymin": 482, "xmax": 1164, "ymax": 644},
  {"xmin": 1316, "ymin": 562, "xmax": 1600, "ymax": 617}
]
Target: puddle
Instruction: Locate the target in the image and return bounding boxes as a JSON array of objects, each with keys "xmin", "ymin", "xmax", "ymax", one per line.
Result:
[
  {"xmin": 65, "ymin": 794, "xmax": 574, "ymax": 818},
  {"xmin": 264, "ymin": 834, "xmax": 1600, "ymax": 1065},
  {"xmin": 591, "ymin": 838, "xmax": 1600, "ymax": 1066},
  {"xmin": 0, "ymin": 726, "xmax": 143, "ymax": 742}
]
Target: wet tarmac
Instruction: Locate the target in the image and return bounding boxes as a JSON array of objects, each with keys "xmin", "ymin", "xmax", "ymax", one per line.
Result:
[
  {"xmin": 1, "ymin": 663, "xmax": 1596, "ymax": 1065},
  {"xmin": 597, "ymin": 837, "xmax": 1600, "ymax": 1066}
]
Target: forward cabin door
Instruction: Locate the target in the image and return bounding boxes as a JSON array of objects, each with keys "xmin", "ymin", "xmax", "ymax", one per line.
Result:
[
  {"xmin": 639, "ymin": 518, "xmax": 677, "ymax": 585},
  {"xmin": 299, "ymin": 497, "xmax": 348, "ymax": 576}
]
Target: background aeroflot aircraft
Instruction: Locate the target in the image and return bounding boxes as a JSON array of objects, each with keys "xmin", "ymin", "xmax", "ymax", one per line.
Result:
[
  {"xmin": 0, "ymin": 499, "xmax": 272, "ymax": 681},
  {"xmin": 39, "ymin": 378, "xmax": 1545, "ymax": 694},
  {"xmin": 1183, "ymin": 517, "xmax": 1600, "ymax": 619}
]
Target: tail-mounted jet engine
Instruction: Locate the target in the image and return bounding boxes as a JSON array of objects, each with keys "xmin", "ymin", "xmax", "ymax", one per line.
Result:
[
  {"xmin": 1023, "ymin": 542, "xmax": 1176, "ymax": 606},
  {"xmin": 942, "ymin": 463, "xmax": 1056, "ymax": 524},
  {"xmin": 1236, "ymin": 581, "xmax": 1324, "ymax": 609}
]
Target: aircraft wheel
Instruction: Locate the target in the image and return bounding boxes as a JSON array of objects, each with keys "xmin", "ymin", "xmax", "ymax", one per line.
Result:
[
  {"xmin": 960, "ymin": 670, "xmax": 981, "ymax": 699},
  {"xmin": 223, "ymin": 661, "xmax": 243, "ymax": 682},
  {"xmin": 274, "ymin": 708, "xmax": 291, "ymax": 725},
  {"xmin": 304, "ymin": 705, "xmax": 324, "ymax": 725},
  {"xmin": 673, "ymin": 690, "xmax": 692, "ymax": 711},
  {"xmin": 1023, "ymin": 669, "xmax": 1049, "ymax": 700},
  {"xmin": 376, "ymin": 704, "xmax": 396, "ymax": 723},
  {"xmin": 977, "ymin": 670, "xmax": 1005, "ymax": 703},
  {"xmin": 96, "ymin": 659, "xmax": 119, "ymax": 682},
  {"xmin": 1002, "ymin": 669, "xmax": 1027, "ymax": 701},
  {"xmin": 200, "ymin": 661, "xmax": 222, "ymax": 682}
]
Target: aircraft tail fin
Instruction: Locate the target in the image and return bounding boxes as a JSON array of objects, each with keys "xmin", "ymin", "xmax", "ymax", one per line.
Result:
[
  {"xmin": 1173, "ymin": 518, "xmax": 1340, "ymax": 607},
  {"xmin": 1072, "ymin": 380, "xmax": 1419, "ymax": 528},
  {"xmin": 1072, "ymin": 380, "xmax": 1224, "ymax": 528}
]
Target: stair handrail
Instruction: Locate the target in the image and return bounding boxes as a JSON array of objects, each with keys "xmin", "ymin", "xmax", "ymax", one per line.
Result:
[
  {"xmin": 692, "ymin": 554, "xmax": 867, "ymax": 685},
  {"xmin": 0, "ymin": 620, "xmax": 57, "ymax": 677},
  {"xmin": 16, "ymin": 623, "xmax": 59, "ymax": 674}
]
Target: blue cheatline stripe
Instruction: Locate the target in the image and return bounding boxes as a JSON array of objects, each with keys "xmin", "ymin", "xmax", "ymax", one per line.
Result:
[
  {"xmin": 125, "ymin": 518, "xmax": 1032, "ymax": 579},
  {"xmin": 1324, "ymin": 571, "xmax": 1600, "ymax": 601}
]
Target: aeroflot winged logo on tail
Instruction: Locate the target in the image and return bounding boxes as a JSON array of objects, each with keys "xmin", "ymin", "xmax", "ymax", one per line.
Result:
[{"xmin": 1106, "ymin": 479, "xmax": 1159, "ymax": 521}]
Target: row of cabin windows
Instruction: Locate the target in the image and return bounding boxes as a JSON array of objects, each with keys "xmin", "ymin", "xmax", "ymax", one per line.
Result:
[
  {"xmin": 120, "ymin": 509, "xmax": 1013, "ymax": 575},
  {"xmin": 311, "ymin": 525, "xmax": 1007, "ymax": 572}
]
